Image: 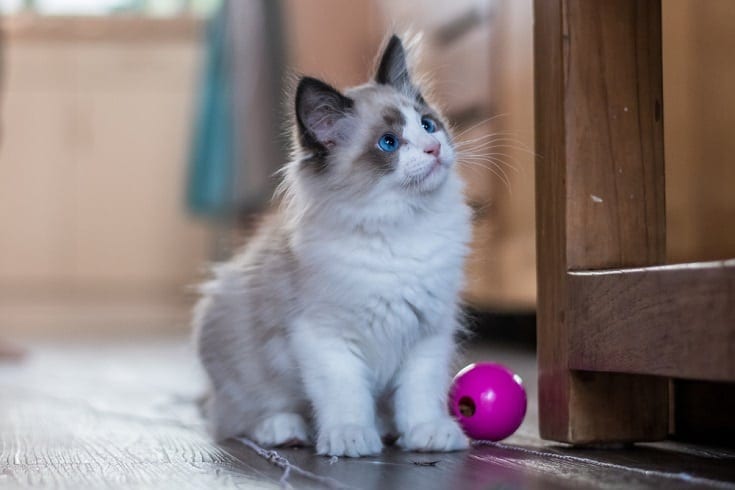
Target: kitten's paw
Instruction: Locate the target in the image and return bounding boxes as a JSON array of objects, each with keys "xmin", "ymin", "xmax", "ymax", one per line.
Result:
[
  {"xmin": 252, "ymin": 413, "xmax": 310, "ymax": 447},
  {"xmin": 316, "ymin": 424, "xmax": 383, "ymax": 458},
  {"xmin": 398, "ymin": 418, "xmax": 469, "ymax": 453}
]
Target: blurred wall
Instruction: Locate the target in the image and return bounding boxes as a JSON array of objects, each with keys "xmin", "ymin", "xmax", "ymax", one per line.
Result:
[
  {"xmin": 282, "ymin": 0, "xmax": 383, "ymax": 88},
  {"xmin": 0, "ymin": 16, "xmax": 209, "ymax": 334},
  {"xmin": 663, "ymin": 0, "xmax": 735, "ymax": 262}
]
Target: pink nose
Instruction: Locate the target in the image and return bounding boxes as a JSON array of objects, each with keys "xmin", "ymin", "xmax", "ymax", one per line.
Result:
[{"xmin": 424, "ymin": 141, "xmax": 441, "ymax": 157}]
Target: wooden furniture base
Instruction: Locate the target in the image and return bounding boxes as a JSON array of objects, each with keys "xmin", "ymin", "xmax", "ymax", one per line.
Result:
[{"xmin": 534, "ymin": 0, "xmax": 735, "ymax": 444}]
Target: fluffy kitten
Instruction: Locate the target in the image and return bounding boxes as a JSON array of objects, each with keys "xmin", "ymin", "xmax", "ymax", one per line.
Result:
[{"xmin": 194, "ymin": 35, "xmax": 472, "ymax": 457}]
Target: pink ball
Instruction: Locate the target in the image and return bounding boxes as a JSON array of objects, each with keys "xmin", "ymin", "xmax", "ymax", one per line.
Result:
[{"xmin": 448, "ymin": 362, "xmax": 527, "ymax": 441}]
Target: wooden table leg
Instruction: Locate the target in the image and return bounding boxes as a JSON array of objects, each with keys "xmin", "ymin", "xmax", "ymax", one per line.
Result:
[{"xmin": 534, "ymin": 0, "xmax": 669, "ymax": 444}]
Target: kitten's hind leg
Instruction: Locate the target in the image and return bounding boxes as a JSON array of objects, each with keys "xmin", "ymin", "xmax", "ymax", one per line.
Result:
[{"xmin": 252, "ymin": 412, "xmax": 311, "ymax": 447}]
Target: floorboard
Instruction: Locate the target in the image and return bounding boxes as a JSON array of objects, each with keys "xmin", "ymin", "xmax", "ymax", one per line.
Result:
[{"xmin": 1, "ymin": 334, "xmax": 734, "ymax": 489}]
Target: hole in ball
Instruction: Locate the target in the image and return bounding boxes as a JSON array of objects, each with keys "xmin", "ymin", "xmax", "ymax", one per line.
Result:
[{"xmin": 458, "ymin": 396, "xmax": 476, "ymax": 417}]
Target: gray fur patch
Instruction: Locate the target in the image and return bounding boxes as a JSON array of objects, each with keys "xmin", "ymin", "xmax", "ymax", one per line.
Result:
[
  {"xmin": 382, "ymin": 106, "xmax": 406, "ymax": 128},
  {"xmin": 356, "ymin": 103, "xmax": 407, "ymax": 174}
]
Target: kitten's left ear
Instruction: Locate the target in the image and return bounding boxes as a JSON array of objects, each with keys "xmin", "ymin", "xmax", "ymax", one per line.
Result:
[
  {"xmin": 375, "ymin": 35, "xmax": 420, "ymax": 98},
  {"xmin": 295, "ymin": 76, "xmax": 355, "ymax": 152}
]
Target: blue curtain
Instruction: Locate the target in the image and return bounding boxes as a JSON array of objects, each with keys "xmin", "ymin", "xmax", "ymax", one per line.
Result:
[
  {"xmin": 186, "ymin": 1, "xmax": 285, "ymax": 219},
  {"xmin": 186, "ymin": 8, "xmax": 233, "ymax": 217}
]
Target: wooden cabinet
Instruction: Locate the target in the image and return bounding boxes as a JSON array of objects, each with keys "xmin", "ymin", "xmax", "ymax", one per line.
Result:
[{"xmin": 534, "ymin": 0, "xmax": 735, "ymax": 445}]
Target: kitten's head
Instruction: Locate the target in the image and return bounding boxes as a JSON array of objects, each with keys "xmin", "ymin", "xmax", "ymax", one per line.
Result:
[{"xmin": 288, "ymin": 35, "xmax": 457, "ymax": 220}]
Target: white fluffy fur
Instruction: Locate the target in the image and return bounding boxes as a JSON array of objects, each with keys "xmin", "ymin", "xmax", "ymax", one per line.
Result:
[{"xmin": 194, "ymin": 37, "xmax": 472, "ymax": 458}]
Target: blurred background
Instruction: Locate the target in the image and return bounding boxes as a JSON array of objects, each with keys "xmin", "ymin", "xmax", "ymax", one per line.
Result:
[{"xmin": 0, "ymin": 0, "xmax": 733, "ymax": 343}]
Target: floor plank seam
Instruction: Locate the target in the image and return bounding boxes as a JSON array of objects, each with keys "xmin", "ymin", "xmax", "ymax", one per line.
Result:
[{"xmin": 234, "ymin": 437, "xmax": 350, "ymax": 489}]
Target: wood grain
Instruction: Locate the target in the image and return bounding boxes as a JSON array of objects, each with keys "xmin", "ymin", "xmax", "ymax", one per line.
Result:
[
  {"xmin": 569, "ymin": 260, "xmax": 735, "ymax": 381},
  {"xmin": 0, "ymin": 340, "xmax": 282, "ymax": 489},
  {"xmin": 563, "ymin": 0, "xmax": 666, "ymax": 270},
  {"xmin": 534, "ymin": 0, "xmax": 669, "ymax": 444},
  {"xmin": 534, "ymin": 0, "xmax": 573, "ymax": 443}
]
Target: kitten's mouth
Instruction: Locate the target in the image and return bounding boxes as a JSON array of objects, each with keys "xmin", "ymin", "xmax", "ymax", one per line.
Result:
[
  {"xmin": 402, "ymin": 159, "xmax": 448, "ymax": 191},
  {"xmin": 418, "ymin": 159, "xmax": 445, "ymax": 182}
]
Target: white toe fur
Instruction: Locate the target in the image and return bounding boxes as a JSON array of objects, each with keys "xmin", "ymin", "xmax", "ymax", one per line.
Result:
[
  {"xmin": 398, "ymin": 418, "xmax": 469, "ymax": 453},
  {"xmin": 316, "ymin": 425, "xmax": 383, "ymax": 458},
  {"xmin": 252, "ymin": 413, "xmax": 310, "ymax": 447}
]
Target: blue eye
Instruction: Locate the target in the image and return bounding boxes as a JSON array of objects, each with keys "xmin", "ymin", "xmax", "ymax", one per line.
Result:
[
  {"xmin": 421, "ymin": 116, "xmax": 437, "ymax": 133},
  {"xmin": 378, "ymin": 133, "xmax": 400, "ymax": 152}
]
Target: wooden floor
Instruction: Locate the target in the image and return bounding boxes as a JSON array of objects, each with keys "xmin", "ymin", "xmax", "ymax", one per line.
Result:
[{"xmin": 2, "ymin": 333, "xmax": 734, "ymax": 489}]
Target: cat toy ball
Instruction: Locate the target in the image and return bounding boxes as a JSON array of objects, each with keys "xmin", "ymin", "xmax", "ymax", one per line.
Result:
[{"xmin": 449, "ymin": 362, "xmax": 527, "ymax": 441}]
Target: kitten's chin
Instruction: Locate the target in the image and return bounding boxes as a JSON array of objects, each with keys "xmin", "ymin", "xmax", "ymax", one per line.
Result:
[{"xmin": 403, "ymin": 160, "xmax": 452, "ymax": 194}]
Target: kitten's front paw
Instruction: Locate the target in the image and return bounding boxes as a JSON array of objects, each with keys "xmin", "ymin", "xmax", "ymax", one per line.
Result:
[
  {"xmin": 316, "ymin": 424, "xmax": 383, "ymax": 458},
  {"xmin": 252, "ymin": 413, "xmax": 310, "ymax": 447},
  {"xmin": 398, "ymin": 418, "xmax": 469, "ymax": 453}
]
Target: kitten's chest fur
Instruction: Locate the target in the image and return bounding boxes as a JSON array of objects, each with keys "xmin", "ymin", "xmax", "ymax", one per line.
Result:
[{"xmin": 292, "ymin": 198, "xmax": 471, "ymax": 374}]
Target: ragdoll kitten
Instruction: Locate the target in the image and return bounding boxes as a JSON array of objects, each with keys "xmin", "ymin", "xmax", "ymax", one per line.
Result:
[{"xmin": 194, "ymin": 35, "xmax": 472, "ymax": 457}]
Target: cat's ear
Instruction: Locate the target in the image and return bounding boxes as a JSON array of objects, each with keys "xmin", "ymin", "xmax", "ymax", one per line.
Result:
[
  {"xmin": 375, "ymin": 35, "xmax": 420, "ymax": 98},
  {"xmin": 295, "ymin": 76, "xmax": 354, "ymax": 151}
]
